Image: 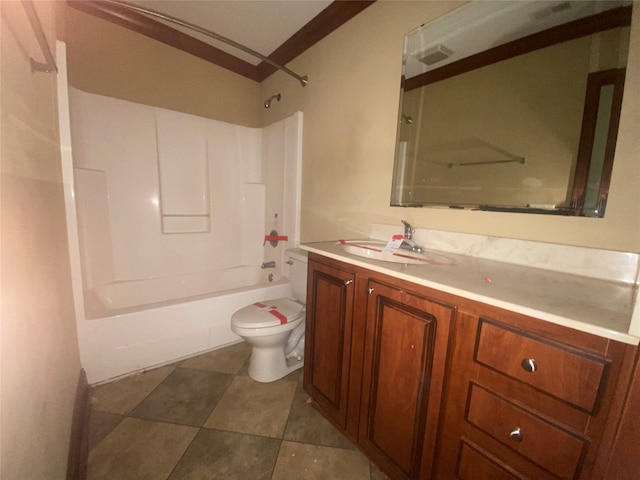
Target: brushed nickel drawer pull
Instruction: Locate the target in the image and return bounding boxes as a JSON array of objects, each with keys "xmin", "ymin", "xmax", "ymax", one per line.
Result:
[
  {"xmin": 521, "ymin": 358, "xmax": 537, "ymax": 373},
  {"xmin": 509, "ymin": 427, "xmax": 523, "ymax": 442},
  {"xmin": 343, "ymin": 279, "xmax": 353, "ymax": 286}
]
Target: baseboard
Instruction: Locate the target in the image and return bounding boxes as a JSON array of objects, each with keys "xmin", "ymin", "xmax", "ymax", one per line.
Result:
[{"xmin": 66, "ymin": 368, "xmax": 91, "ymax": 480}]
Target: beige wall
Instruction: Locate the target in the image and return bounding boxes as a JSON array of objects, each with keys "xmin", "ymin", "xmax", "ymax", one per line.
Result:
[
  {"xmin": 1, "ymin": 1, "xmax": 81, "ymax": 478},
  {"xmin": 261, "ymin": 1, "xmax": 640, "ymax": 253},
  {"xmin": 64, "ymin": 7, "xmax": 262, "ymax": 127},
  {"xmin": 61, "ymin": 1, "xmax": 640, "ymax": 253}
]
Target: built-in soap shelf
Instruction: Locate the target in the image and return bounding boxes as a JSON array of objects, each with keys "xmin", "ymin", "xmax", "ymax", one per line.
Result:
[{"xmin": 156, "ymin": 109, "xmax": 210, "ymax": 234}]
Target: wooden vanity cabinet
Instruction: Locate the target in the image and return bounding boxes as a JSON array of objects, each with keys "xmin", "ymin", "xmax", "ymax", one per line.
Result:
[
  {"xmin": 603, "ymin": 345, "xmax": 640, "ymax": 478},
  {"xmin": 304, "ymin": 252, "xmax": 636, "ymax": 480},
  {"xmin": 304, "ymin": 253, "xmax": 455, "ymax": 479}
]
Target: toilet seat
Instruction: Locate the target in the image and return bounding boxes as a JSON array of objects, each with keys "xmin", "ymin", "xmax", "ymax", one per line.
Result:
[{"xmin": 232, "ymin": 298, "xmax": 304, "ymax": 329}]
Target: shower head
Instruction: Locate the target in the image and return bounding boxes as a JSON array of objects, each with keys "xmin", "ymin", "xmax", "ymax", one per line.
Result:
[{"xmin": 264, "ymin": 93, "xmax": 281, "ymax": 108}]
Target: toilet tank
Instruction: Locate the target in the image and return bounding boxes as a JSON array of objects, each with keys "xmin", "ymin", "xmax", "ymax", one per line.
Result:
[{"xmin": 286, "ymin": 248, "xmax": 308, "ymax": 304}]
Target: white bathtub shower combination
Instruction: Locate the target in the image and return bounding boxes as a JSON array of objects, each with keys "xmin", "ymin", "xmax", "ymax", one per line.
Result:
[
  {"xmin": 77, "ymin": 269, "xmax": 293, "ymax": 384},
  {"xmin": 57, "ymin": 42, "xmax": 303, "ymax": 384}
]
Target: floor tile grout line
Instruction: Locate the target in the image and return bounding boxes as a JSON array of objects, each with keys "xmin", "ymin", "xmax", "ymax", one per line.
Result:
[
  {"xmin": 88, "ymin": 343, "xmax": 382, "ymax": 479},
  {"xmin": 191, "ymin": 365, "xmax": 238, "ymax": 430},
  {"xmin": 120, "ymin": 367, "xmax": 239, "ymax": 431},
  {"xmin": 279, "ymin": 375, "xmax": 303, "ymax": 443},
  {"xmin": 269, "ymin": 437, "xmax": 284, "ymax": 480},
  {"xmin": 92, "ymin": 361, "xmax": 303, "ymax": 450},
  {"xmin": 88, "ymin": 362, "xmax": 228, "ymax": 454},
  {"xmin": 164, "ymin": 424, "xmax": 202, "ymax": 480},
  {"xmin": 126, "ymin": 365, "xmax": 179, "ymax": 416},
  {"xmin": 89, "ymin": 408, "xmax": 314, "ymax": 458},
  {"xmin": 182, "ymin": 351, "xmax": 253, "ymax": 432},
  {"xmin": 130, "ymin": 359, "xmax": 243, "ymax": 429},
  {"xmin": 86, "ymin": 408, "xmax": 125, "ymax": 454},
  {"xmin": 122, "ymin": 367, "xmax": 177, "ymax": 417}
]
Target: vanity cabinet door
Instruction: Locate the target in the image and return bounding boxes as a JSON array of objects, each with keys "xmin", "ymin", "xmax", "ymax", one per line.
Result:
[
  {"xmin": 303, "ymin": 258, "xmax": 356, "ymax": 432},
  {"xmin": 358, "ymin": 280, "xmax": 454, "ymax": 480}
]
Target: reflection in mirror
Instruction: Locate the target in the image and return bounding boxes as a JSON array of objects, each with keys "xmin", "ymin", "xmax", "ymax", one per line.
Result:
[{"xmin": 391, "ymin": 1, "xmax": 632, "ymax": 217}]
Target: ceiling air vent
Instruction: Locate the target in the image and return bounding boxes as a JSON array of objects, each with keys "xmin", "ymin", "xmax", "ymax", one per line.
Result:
[{"xmin": 531, "ymin": 1, "xmax": 572, "ymax": 20}]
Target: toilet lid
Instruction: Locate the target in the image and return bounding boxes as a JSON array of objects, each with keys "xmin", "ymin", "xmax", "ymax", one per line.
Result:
[{"xmin": 232, "ymin": 298, "xmax": 304, "ymax": 328}]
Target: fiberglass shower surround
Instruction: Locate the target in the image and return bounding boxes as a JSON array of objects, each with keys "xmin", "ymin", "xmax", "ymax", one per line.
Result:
[{"xmin": 69, "ymin": 87, "xmax": 301, "ymax": 287}]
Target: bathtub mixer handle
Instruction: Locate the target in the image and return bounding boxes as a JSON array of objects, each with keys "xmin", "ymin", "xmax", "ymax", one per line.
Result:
[{"xmin": 263, "ymin": 230, "xmax": 288, "ymax": 247}]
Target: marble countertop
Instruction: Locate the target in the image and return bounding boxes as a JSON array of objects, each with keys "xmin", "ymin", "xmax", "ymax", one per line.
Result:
[{"xmin": 302, "ymin": 240, "xmax": 640, "ymax": 345}]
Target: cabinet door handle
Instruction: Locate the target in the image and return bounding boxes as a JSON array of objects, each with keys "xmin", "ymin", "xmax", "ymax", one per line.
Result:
[
  {"xmin": 509, "ymin": 427, "xmax": 523, "ymax": 443},
  {"xmin": 520, "ymin": 358, "xmax": 537, "ymax": 373},
  {"xmin": 343, "ymin": 279, "xmax": 353, "ymax": 286},
  {"xmin": 367, "ymin": 287, "xmax": 374, "ymax": 294}
]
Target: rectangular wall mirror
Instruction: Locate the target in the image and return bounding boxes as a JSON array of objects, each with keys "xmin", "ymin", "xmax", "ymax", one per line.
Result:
[{"xmin": 391, "ymin": 0, "xmax": 632, "ymax": 217}]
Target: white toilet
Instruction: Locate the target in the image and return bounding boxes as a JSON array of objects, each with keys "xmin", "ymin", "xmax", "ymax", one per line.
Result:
[{"xmin": 231, "ymin": 249, "xmax": 308, "ymax": 382}]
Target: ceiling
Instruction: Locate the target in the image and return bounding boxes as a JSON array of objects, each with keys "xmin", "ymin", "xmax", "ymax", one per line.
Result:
[{"xmin": 126, "ymin": 0, "xmax": 333, "ymax": 66}]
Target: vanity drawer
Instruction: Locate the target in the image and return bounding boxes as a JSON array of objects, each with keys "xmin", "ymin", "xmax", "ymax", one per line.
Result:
[
  {"xmin": 474, "ymin": 319, "xmax": 609, "ymax": 412},
  {"xmin": 466, "ymin": 383, "xmax": 586, "ymax": 480},
  {"xmin": 456, "ymin": 440, "xmax": 524, "ymax": 480},
  {"xmin": 457, "ymin": 440, "xmax": 524, "ymax": 480}
]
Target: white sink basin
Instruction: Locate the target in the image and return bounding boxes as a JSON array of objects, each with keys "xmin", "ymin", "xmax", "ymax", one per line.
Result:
[{"xmin": 339, "ymin": 240, "xmax": 454, "ymax": 266}]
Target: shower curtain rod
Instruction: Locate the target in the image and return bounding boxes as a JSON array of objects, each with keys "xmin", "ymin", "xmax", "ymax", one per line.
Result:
[
  {"xmin": 23, "ymin": 0, "xmax": 58, "ymax": 73},
  {"xmin": 102, "ymin": 0, "xmax": 309, "ymax": 87}
]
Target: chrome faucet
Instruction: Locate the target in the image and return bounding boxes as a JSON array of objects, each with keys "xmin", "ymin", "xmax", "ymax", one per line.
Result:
[
  {"xmin": 401, "ymin": 220, "xmax": 414, "ymax": 239},
  {"xmin": 400, "ymin": 220, "xmax": 424, "ymax": 253},
  {"xmin": 261, "ymin": 261, "xmax": 276, "ymax": 269}
]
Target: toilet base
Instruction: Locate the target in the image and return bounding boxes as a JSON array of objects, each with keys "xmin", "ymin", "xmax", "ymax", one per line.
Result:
[{"xmin": 248, "ymin": 345, "xmax": 304, "ymax": 383}]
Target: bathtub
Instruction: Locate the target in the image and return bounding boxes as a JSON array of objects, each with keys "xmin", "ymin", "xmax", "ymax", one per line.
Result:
[
  {"xmin": 78, "ymin": 267, "xmax": 293, "ymax": 384},
  {"xmin": 88, "ymin": 266, "xmax": 286, "ymax": 315}
]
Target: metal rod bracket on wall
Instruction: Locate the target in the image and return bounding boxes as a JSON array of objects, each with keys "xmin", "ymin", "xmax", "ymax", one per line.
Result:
[{"xmin": 22, "ymin": 0, "xmax": 58, "ymax": 74}]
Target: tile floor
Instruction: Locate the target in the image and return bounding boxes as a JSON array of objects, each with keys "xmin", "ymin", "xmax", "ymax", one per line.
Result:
[{"xmin": 88, "ymin": 341, "xmax": 391, "ymax": 480}]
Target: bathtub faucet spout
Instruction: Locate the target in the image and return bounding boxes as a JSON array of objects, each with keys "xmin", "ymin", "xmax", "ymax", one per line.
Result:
[{"xmin": 261, "ymin": 261, "xmax": 276, "ymax": 269}]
